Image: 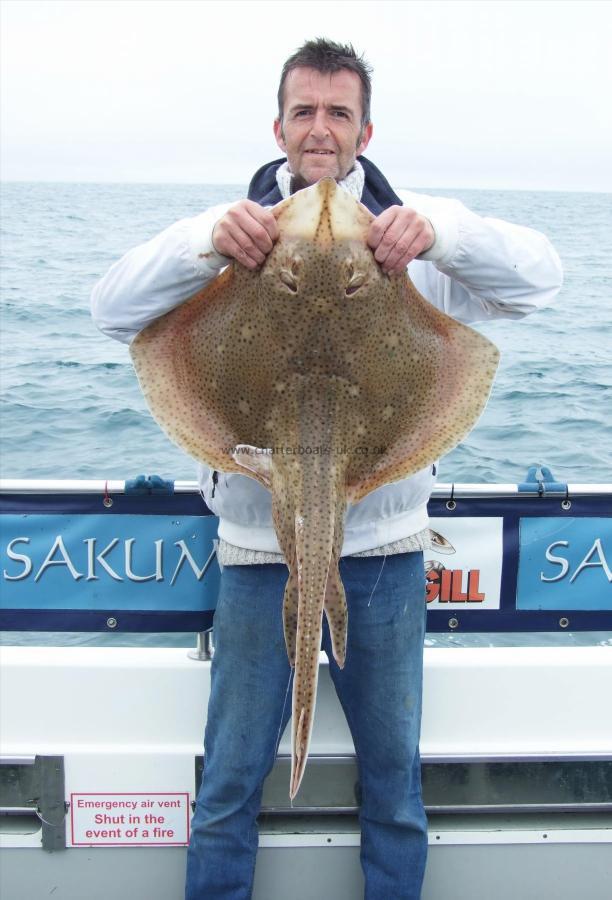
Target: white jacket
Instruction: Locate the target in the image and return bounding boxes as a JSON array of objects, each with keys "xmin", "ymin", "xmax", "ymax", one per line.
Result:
[{"xmin": 91, "ymin": 183, "xmax": 563, "ymax": 554}]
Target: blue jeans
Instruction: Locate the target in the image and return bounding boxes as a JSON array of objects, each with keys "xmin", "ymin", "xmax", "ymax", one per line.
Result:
[{"xmin": 185, "ymin": 552, "xmax": 428, "ymax": 899}]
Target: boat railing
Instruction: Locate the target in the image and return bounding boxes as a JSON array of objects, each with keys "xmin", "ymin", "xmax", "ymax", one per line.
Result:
[{"xmin": 1, "ymin": 469, "xmax": 611, "ymax": 639}]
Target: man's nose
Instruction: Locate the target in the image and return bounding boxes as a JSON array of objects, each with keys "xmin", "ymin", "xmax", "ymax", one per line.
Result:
[{"xmin": 309, "ymin": 109, "xmax": 329, "ymax": 140}]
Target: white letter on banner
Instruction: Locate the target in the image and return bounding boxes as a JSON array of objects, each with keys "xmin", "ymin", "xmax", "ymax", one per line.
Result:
[
  {"xmin": 85, "ymin": 538, "xmax": 123, "ymax": 581},
  {"xmin": 540, "ymin": 541, "xmax": 570, "ymax": 582},
  {"xmin": 570, "ymin": 539, "xmax": 612, "ymax": 583},
  {"xmin": 171, "ymin": 541, "xmax": 208, "ymax": 586},
  {"xmin": 35, "ymin": 536, "xmax": 83, "ymax": 582},
  {"xmin": 4, "ymin": 538, "xmax": 33, "ymax": 580},
  {"xmin": 124, "ymin": 538, "xmax": 163, "ymax": 582}
]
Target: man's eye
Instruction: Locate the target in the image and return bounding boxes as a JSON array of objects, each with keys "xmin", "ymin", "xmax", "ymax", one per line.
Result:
[
  {"xmin": 295, "ymin": 110, "xmax": 311, "ymax": 117},
  {"xmin": 331, "ymin": 110, "xmax": 348, "ymax": 118}
]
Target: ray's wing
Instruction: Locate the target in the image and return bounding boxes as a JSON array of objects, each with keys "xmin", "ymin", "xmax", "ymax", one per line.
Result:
[
  {"xmin": 346, "ymin": 277, "xmax": 500, "ymax": 503},
  {"xmin": 130, "ymin": 265, "xmax": 275, "ymax": 485}
]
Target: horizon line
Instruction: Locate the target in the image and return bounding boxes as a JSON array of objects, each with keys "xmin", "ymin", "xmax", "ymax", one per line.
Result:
[{"xmin": 1, "ymin": 178, "xmax": 610, "ymax": 196}]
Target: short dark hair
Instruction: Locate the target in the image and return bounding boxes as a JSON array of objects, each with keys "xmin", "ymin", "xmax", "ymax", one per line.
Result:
[{"xmin": 277, "ymin": 38, "xmax": 373, "ymax": 129}]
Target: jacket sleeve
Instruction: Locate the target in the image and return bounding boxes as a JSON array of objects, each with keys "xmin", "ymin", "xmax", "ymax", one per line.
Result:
[
  {"xmin": 398, "ymin": 189, "xmax": 563, "ymax": 324},
  {"xmin": 90, "ymin": 201, "xmax": 236, "ymax": 344}
]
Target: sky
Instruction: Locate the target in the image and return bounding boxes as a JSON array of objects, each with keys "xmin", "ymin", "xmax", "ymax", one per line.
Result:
[{"xmin": 1, "ymin": 0, "xmax": 611, "ymax": 191}]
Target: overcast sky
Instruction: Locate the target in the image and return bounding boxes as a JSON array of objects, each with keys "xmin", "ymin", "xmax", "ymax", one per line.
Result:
[{"xmin": 1, "ymin": 0, "xmax": 611, "ymax": 191}]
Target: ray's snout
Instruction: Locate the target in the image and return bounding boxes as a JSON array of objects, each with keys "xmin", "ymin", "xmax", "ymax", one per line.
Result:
[{"xmin": 273, "ymin": 176, "xmax": 374, "ymax": 246}]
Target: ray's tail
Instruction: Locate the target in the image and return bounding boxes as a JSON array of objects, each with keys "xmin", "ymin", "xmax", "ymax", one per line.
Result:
[
  {"xmin": 270, "ymin": 447, "xmax": 347, "ymax": 801},
  {"xmin": 290, "ymin": 497, "xmax": 335, "ymax": 800}
]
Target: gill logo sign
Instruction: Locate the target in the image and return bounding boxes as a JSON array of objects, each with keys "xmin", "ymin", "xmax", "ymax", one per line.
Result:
[{"xmin": 424, "ymin": 518, "xmax": 504, "ymax": 610}]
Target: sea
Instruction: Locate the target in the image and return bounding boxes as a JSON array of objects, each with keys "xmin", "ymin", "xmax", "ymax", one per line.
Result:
[{"xmin": 1, "ymin": 182, "xmax": 611, "ymax": 648}]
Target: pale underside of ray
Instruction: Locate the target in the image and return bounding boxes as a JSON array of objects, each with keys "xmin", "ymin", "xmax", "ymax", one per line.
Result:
[{"xmin": 130, "ymin": 177, "xmax": 500, "ymax": 798}]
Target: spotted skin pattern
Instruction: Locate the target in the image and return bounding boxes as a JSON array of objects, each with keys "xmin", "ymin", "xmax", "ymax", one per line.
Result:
[{"xmin": 130, "ymin": 179, "xmax": 500, "ymax": 798}]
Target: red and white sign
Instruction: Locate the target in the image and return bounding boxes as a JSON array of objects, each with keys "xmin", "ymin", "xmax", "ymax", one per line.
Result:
[
  {"xmin": 426, "ymin": 517, "xmax": 503, "ymax": 609},
  {"xmin": 70, "ymin": 793, "xmax": 190, "ymax": 846}
]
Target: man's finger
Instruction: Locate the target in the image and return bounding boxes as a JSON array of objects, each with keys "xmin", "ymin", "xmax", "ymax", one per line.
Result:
[
  {"xmin": 373, "ymin": 219, "xmax": 417, "ymax": 267},
  {"xmin": 220, "ymin": 226, "xmax": 267, "ymax": 269},
  {"xmin": 212, "ymin": 218, "xmax": 266, "ymax": 265},
  {"xmin": 381, "ymin": 224, "xmax": 425, "ymax": 273},
  {"xmin": 213, "ymin": 201, "xmax": 278, "ymax": 262},
  {"xmin": 367, "ymin": 209, "xmax": 399, "ymax": 250},
  {"xmin": 368, "ymin": 208, "xmax": 435, "ymax": 274},
  {"xmin": 245, "ymin": 204, "xmax": 279, "ymax": 246},
  {"xmin": 243, "ymin": 209, "xmax": 277, "ymax": 254},
  {"xmin": 371, "ymin": 212, "xmax": 415, "ymax": 260}
]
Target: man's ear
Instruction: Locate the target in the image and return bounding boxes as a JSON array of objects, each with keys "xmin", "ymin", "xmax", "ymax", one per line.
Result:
[
  {"xmin": 357, "ymin": 122, "xmax": 373, "ymax": 156},
  {"xmin": 273, "ymin": 118, "xmax": 287, "ymax": 153}
]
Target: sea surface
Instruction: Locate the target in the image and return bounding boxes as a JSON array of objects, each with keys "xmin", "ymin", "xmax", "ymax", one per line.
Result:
[{"xmin": 1, "ymin": 182, "xmax": 610, "ymax": 647}]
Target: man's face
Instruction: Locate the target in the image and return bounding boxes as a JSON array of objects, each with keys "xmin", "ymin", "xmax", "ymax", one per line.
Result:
[{"xmin": 274, "ymin": 67, "xmax": 373, "ymax": 188}]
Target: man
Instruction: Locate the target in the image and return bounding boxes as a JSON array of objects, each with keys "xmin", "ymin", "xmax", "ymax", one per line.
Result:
[{"xmin": 92, "ymin": 39, "xmax": 562, "ymax": 900}]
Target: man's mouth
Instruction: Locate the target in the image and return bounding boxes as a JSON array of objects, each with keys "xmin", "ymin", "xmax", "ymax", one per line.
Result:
[{"xmin": 305, "ymin": 150, "xmax": 335, "ymax": 155}]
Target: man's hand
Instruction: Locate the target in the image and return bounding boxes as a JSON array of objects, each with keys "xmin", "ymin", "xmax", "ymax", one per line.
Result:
[
  {"xmin": 212, "ymin": 200, "xmax": 279, "ymax": 270},
  {"xmin": 368, "ymin": 206, "xmax": 435, "ymax": 275}
]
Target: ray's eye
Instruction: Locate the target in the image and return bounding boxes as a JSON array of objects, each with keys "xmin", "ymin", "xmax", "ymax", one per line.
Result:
[
  {"xmin": 279, "ymin": 270, "xmax": 298, "ymax": 293},
  {"xmin": 345, "ymin": 272, "xmax": 366, "ymax": 296}
]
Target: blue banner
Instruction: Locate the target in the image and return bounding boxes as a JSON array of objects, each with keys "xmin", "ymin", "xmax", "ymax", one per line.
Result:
[
  {"xmin": 517, "ymin": 517, "xmax": 612, "ymax": 611},
  {"xmin": 1, "ymin": 513, "xmax": 220, "ymax": 612},
  {"xmin": 2, "ymin": 489, "xmax": 611, "ymax": 632}
]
